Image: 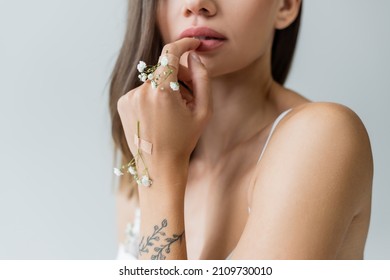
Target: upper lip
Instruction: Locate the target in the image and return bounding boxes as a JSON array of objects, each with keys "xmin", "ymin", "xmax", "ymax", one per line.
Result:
[{"xmin": 179, "ymin": 27, "xmax": 226, "ymax": 40}]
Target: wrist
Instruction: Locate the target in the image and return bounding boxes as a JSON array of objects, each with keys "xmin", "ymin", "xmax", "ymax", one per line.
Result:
[
  {"xmin": 138, "ymin": 157, "xmax": 188, "ymax": 197},
  {"xmin": 137, "ymin": 178, "xmax": 186, "ymax": 215},
  {"xmin": 148, "ymin": 157, "xmax": 189, "ymax": 182}
]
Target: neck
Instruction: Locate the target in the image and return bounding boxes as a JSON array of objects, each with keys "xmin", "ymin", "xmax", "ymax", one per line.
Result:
[{"xmin": 192, "ymin": 53, "xmax": 278, "ymax": 166}]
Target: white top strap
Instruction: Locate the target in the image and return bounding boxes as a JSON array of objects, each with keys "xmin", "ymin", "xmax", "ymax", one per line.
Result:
[{"xmin": 257, "ymin": 108, "xmax": 292, "ymax": 164}]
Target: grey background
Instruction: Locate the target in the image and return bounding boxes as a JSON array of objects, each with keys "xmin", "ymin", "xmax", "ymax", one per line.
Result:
[{"xmin": 0, "ymin": 0, "xmax": 388, "ymax": 259}]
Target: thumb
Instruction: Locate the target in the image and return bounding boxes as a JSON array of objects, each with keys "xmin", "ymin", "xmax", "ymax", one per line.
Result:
[{"xmin": 187, "ymin": 52, "xmax": 212, "ymax": 119}]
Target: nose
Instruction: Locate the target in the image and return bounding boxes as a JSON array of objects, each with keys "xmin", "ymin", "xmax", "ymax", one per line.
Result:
[{"xmin": 183, "ymin": 0, "xmax": 217, "ymax": 17}]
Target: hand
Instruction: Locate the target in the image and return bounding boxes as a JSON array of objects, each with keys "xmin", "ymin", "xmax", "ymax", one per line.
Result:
[{"xmin": 117, "ymin": 38, "xmax": 213, "ymax": 171}]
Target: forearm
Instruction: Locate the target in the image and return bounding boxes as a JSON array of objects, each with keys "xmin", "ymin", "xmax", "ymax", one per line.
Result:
[
  {"xmin": 116, "ymin": 38, "xmax": 210, "ymax": 259},
  {"xmin": 137, "ymin": 160, "xmax": 189, "ymax": 260}
]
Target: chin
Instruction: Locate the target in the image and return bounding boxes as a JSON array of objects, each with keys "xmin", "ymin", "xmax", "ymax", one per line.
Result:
[{"xmin": 196, "ymin": 57, "xmax": 227, "ymax": 78}]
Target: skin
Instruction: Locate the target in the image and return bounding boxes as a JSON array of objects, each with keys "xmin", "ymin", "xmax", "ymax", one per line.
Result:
[{"xmin": 116, "ymin": 0, "xmax": 373, "ymax": 259}]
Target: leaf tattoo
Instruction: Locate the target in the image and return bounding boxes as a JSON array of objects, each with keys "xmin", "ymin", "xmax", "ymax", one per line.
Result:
[{"xmin": 138, "ymin": 219, "xmax": 185, "ymax": 260}]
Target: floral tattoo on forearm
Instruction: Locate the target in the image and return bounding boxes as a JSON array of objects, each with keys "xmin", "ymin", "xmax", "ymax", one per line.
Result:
[{"xmin": 138, "ymin": 219, "xmax": 185, "ymax": 260}]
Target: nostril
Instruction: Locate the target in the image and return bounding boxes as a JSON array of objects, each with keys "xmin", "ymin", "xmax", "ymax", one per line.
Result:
[
  {"xmin": 183, "ymin": 1, "xmax": 217, "ymax": 17},
  {"xmin": 199, "ymin": 8, "xmax": 211, "ymax": 16},
  {"xmin": 186, "ymin": 8, "xmax": 209, "ymax": 16},
  {"xmin": 185, "ymin": 8, "xmax": 211, "ymax": 17}
]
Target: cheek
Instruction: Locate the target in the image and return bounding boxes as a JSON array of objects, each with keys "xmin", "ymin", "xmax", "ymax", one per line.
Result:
[
  {"xmin": 203, "ymin": 3, "xmax": 277, "ymax": 77},
  {"xmin": 156, "ymin": 1, "xmax": 181, "ymax": 44},
  {"xmin": 230, "ymin": 3, "xmax": 276, "ymax": 56},
  {"xmin": 236, "ymin": 2, "xmax": 276, "ymax": 41},
  {"xmin": 156, "ymin": 3, "xmax": 169, "ymax": 43}
]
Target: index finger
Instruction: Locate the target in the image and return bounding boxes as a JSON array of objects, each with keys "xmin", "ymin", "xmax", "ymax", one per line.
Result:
[{"xmin": 158, "ymin": 38, "xmax": 200, "ymax": 70}]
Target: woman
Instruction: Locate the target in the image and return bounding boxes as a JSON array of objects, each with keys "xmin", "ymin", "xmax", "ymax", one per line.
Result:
[{"xmin": 110, "ymin": 0, "xmax": 373, "ymax": 260}]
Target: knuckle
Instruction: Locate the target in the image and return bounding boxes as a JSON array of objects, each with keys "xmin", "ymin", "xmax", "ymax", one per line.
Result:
[
  {"xmin": 197, "ymin": 109, "xmax": 208, "ymax": 121},
  {"xmin": 202, "ymin": 105, "xmax": 213, "ymax": 121},
  {"xmin": 117, "ymin": 94, "xmax": 128, "ymax": 113},
  {"xmin": 156, "ymin": 89, "xmax": 171, "ymax": 101},
  {"xmin": 207, "ymin": 109, "xmax": 213, "ymax": 121},
  {"xmin": 162, "ymin": 43, "xmax": 178, "ymax": 55},
  {"xmin": 200, "ymin": 74, "xmax": 209, "ymax": 83},
  {"xmin": 117, "ymin": 89, "xmax": 138, "ymax": 113}
]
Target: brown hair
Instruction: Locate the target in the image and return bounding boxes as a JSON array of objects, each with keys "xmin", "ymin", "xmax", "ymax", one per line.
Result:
[{"xmin": 109, "ymin": 0, "xmax": 303, "ymax": 197}]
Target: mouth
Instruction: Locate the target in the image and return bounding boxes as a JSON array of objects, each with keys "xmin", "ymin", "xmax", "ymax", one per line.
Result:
[
  {"xmin": 191, "ymin": 36, "xmax": 223, "ymax": 40},
  {"xmin": 179, "ymin": 27, "xmax": 227, "ymax": 52}
]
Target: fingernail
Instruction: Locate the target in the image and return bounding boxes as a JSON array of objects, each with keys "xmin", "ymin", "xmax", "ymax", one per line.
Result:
[{"xmin": 191, "ymin": 52, "xmax": 201, "ymax": 63}]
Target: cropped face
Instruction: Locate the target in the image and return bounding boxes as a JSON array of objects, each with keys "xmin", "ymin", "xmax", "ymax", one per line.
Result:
[{"xmin": 157, "ymin": 0, "xmax": 285, "ymax": 77}]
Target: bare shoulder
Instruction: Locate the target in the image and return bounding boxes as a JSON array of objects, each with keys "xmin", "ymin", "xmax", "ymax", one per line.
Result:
[
  {"xmin": 287, "ymin": 102, "xmax": 370, "ymax": 137},
  {"xmin": 259, "ymin": 101, "xmax": 374, "ymax": 195},
  {"xmin": 282, "ymin": 102, "xmax": 373, "ymax": 189},
  {"xmin": 232, "ymin": 102, "xmax": 373, "ymax": 259}
]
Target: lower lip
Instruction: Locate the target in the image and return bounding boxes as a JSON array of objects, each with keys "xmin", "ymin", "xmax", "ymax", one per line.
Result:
[{"xmin": 196, "ymin": 39, "xmax": 226, "ymax": 52}]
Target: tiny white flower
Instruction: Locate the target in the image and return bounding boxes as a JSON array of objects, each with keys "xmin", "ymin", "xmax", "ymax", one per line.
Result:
[
  {"xmin": 125, "ymin": 223, "xmax": 134, "ymax": 235},
  {"xmin": 137, "ymin": 61, "xmax": 147, "ymax": 73},
  {"xmin": 147, "ymin": 73, "xmax": 154, "ymax": 80},
  {"xmin": 113, "ymin": 168, "xmax": 123, "ymax": 176},
  {"xmin": 136, "ymin": 179, "xmax": 141, "ymax": 185},
  {"xmin": 128, "ymin": 166, "xmax": 137, "ymax": 175},
  {"xmin": 141, "ymin": 73, "xmax": 147, "ymax": 82},
  {"xmin": 132, "ymin": 218, "xmax": 140, "ymax": 234},
  {"xmin": 161, "ymin": 56, "xmax": 169, "ymax": 67},
  {"xmin": 141, "ymin": 175, "xmax": 152, "ymax": 187},
  {"xmin": 170, "ymin": 81, "xmax": 180, "ymax": 91},
  {"xmin": 151, "ymin": 80, "xmax": 158, "ymax": 89}
]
